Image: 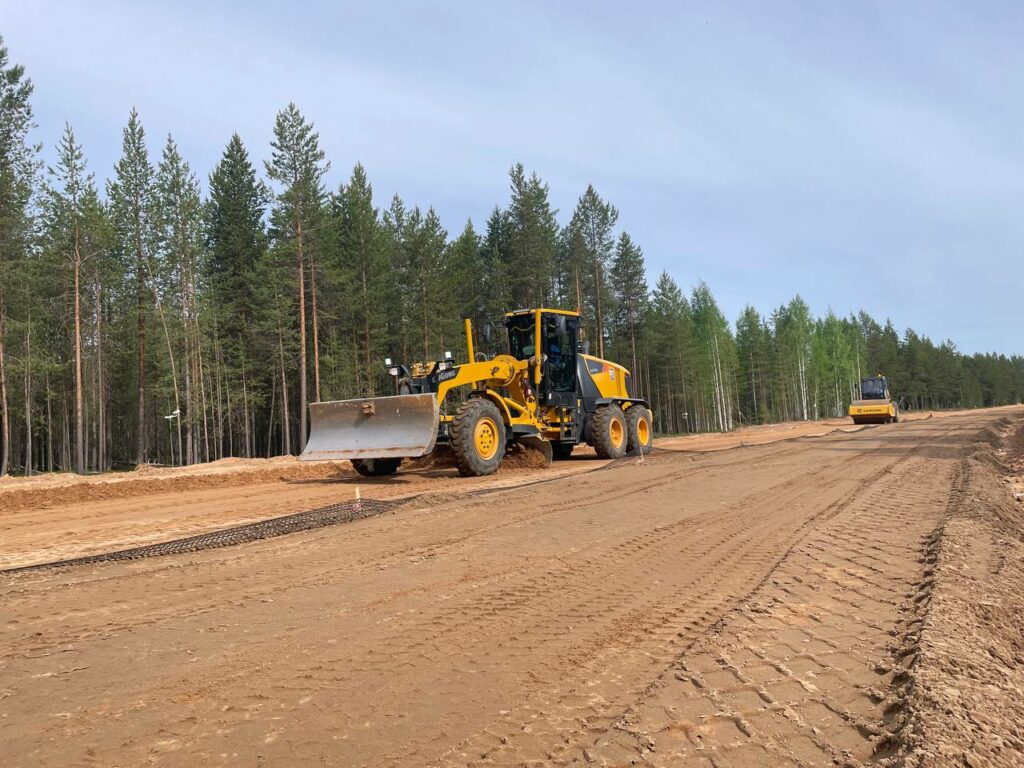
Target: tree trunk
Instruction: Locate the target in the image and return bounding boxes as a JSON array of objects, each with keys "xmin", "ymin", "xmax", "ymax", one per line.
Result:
[
  {"xmin": 45, "ymin": 370, "xmax": 53, "ymax": 472},
  {"xmin": 296, "ymin": 212, "xmax": 308, "ymax": 450},
  {"xmin": 74, "ymin": 222, "xmax": 85, "ymax": 474},
  {"xmin": 184, "ymin": 337, "xmax": 193, "ymax": 465},
  {"xmin": 24, "ymin": 320, "xmax": 32, "ymax": 476},
  {"xmin": 362, "ymin": 262, "xmax": 373, "ymax": 396},
  {"xmin": 265, "ymin": 372, "xmax": 276, "ymax": 458},
  {"xmin": 593, "ymin": 257, "xmax": 604, "ymax": 359},
  {"xmin": 148, "ymin": 262, "xmax": 183, "ymax": 467},
  {"xmin": 197, "ymin": 330, "xmax": 210, "ymax": 463},
  {"xmin": 95, "ymin": 283, "xmax": 104, "ymax": 471},
  {"xmin": 310, "ymin": 242, "xmax": 321, "ymax": 403},
  {"xmin": 136, "ymin": 244, "xmax": 146, "ymax": 465},
  {"xmin": 0, "ymin": 316, "xmax": 9, "ymax": 477},
  {"xmin": 277, "ymin": 313, "xmax": 292, "ymax": 456},
  {"xmin": 241, "ymin": 343, "xmax": 251, "ymax": 458}
]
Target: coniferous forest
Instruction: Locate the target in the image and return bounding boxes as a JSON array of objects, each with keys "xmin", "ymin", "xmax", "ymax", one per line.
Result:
[{"xmin": 1, "ymin": 41, "xmax": 1022, "ymax": 475}]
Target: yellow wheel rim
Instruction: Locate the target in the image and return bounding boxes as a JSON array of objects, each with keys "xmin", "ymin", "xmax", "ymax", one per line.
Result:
[
  {"xmin": 637, "ymin": 417, "xmax": 650, "ymax": 446},
  {"xmin": 474, "ymin": 417, "xmax": 500, "ymax": 461},
  {"xmin": 610, "ymin": 418, "xmax": 624, "ymax": 448}
]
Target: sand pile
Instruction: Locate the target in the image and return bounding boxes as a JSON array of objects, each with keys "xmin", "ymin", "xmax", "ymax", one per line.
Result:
[
  {"xmin": 500, "ymin": 442, "xmax": 552, "ymax": 470},
  {"xmin": 0, "ymin": 456, "xmax": 354, "ymax": 513}
]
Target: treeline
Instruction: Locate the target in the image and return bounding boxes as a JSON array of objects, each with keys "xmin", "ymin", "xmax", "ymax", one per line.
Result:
[{"xmin": 1, "ymin": 41, "xmax": 1022, "ymax": 475}]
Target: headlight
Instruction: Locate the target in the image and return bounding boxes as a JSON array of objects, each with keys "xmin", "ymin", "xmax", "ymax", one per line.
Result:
[{"xmin": 387, "ymin": 367, "xmax": 399, "ymax": 377}]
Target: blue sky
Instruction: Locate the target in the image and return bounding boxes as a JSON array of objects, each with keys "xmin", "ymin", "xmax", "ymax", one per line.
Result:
[{"xmin": 3, "ymin": 1, "xmax": 1021, "ymax": 354}]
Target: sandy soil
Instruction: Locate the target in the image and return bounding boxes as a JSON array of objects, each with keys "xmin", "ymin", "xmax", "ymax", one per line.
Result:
[
  {"xmin": 0, "ymin": 408, "xmax": 998, "ymax": 572},
  {"xmin": 1, "ymin": 406, "xmax": 1023, "ymax": 766},
  {"xmin": 0, "ymin": 406, "xmax": 970, "ymax": 511}
]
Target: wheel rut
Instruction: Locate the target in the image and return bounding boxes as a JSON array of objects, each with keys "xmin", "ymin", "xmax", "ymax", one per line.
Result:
[{"xmin": 0, "ymin": 414, "xmax": 997, "ymax": 768}]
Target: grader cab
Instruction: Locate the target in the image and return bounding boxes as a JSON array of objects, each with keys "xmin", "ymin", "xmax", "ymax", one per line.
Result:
[{"xmin": 301, "ymin": 309, "xmax": 654, "ymax": 477}]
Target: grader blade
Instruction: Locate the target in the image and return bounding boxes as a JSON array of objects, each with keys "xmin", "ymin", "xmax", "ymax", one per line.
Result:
[{"xmin": 301, "ymin": 394, "xmax": 439, "ymax": 461}]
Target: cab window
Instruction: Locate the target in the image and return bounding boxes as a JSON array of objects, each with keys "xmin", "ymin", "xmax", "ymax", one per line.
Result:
[
  {"xmin": 861, "ymin": 379, "xmax": 887, "ymax": 399},
  {"xmin": 543, "ymin": 317, "xmax": 576, "ymax": 392},
  {"xmin": 507, "ymin": 318, "xmax": 535, "ymax": 360}
]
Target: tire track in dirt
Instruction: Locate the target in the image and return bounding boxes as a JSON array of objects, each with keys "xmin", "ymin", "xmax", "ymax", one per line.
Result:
[
  {"xmin": 0, "ymin": 434, "xmax": 863, "ymax": 647},
  {"xmin": 431, "ymin": 426, "xmax": 938, "ymax": 767},
  {"xmin": 0, "ymin": 415, "xmax": 992, "ymax": 768},
  {"xmin": 529, "ymin": 428, "xmax": 968, "ymax": 767}
]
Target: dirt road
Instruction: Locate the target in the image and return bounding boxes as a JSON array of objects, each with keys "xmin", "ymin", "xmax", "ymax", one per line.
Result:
[
  {"xmin": 0, "ymin": 409, "xmax": 953, "ymax": 570},
  {"xmin": 2, "ymin": 408, "xmax": 1023, "ymax": 767}
]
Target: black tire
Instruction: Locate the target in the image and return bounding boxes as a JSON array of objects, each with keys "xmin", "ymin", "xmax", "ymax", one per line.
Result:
[
  {"xmin": 626, "ymin": 406, "xmax": 654, "ymax": 455},
  {"xmin": 552, "ymin": 442, "xmax": 574, "ymax": 460},
  {"xmin": 893, "ymin": 405, "xmax": 900, "ymax": 423},
  {"xmin": 592, "ymin": 404, "xmax": 628, "ymax": 459},
  {"xmin": 351, "ymin": 457, "xmax": 402, "ymax": 477},
  {"xmin": 450, "ymin": 398, "xmax": 506, "ymax": 477}
]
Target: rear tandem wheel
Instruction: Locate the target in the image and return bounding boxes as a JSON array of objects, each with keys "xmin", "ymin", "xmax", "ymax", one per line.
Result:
[
  {"xmin": 626, "ymin": 405, "xmax": 654, "ymax": 455},
  {"xmin": 592, "ymin": 404, "xmax": 628, "ymax": 459}
]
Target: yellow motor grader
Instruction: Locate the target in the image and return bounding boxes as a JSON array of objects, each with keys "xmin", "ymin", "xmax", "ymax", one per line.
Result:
[{"xmin": 300, "ymin": 309, "xmax": 654, "ymax": 477}]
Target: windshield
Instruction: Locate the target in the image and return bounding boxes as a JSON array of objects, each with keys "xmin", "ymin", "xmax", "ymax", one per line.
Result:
[
  {"xmin": 507, "ymin": 318, "xmax": 535, "ymax": 360},
  {"xmin": 861, "ymin": 378, "xmax": 887, "ymax": 399}
]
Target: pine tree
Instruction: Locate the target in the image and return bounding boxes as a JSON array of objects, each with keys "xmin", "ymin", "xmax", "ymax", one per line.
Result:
[
  {"xmin": 609, "ymin": 231, "xmax": 648, "ymax": 387},
  {"xmin": 155, "ymin": 135, "xmax": 205, "ymax": 464},
  {"xmin": 205, "ymin": 134, "xmax": 268, "ymax": 457},
  {"xmin": 381, "ymin": 194, "xmax": 410, "ymax": 362},
  {"xmin": 480, "ymin": 205, "xmax": 511, "ymax": 333},
  {"xmin": 505, "ymin": 164, "xmax": 559, "ymax": 310},
  {"xmin": 402, "ymin": 207, "xmax": 448, "ymax": 359},
  {"xmin": 445, "ymin": 219, "xmax": 486, "ymax": 358},
  {"xmin": 207, "ymin": 133, "xmax": 267, "ymax": 338},
  {"xmin": 331, "ymin": 163, "xmax": 390, "ymax": 395},
  {"xmin": 0, "ymin": 38, "xmax": 40, "ymax": 476},
  {"xmin": 43, "ymin": 125, "xmax": 109, "ymax": 473},
  {"xmin": 564, "ymin": 185, "xmax": 618, "ymax": 357},
  {"xmin": 647, "ymin": 272, "xmax": 694, "ymax": 433},
  {"xmin": 265, "ymin": 103, "xmax": 328, "ymax": 450},
  {"xmin": 107, "ymin": 108, "xmax": 155, "ymax": 465}
]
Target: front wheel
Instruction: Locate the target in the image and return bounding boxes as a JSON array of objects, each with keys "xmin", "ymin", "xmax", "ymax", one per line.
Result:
[
  {"xmin": 592, "ymin": 404, "xmax": 628, "ymax": 459},
  {"xmin": 626, "ymin": 406, "xmax": 654, "ymax": 455},
  {"xmin": 351, "ymin": 457, "xmax": 402, "ymax": 477},
  {"xmin": 450, "ymin": 398, "xmax": 506, "ymax": 477}
]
